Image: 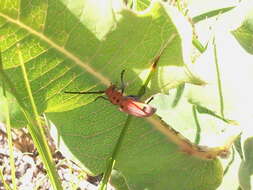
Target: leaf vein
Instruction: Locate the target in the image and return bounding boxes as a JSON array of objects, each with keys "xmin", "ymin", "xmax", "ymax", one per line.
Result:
[{"xmin": 0, "ymin": 12, "xmax": 110, "ymax": 85}]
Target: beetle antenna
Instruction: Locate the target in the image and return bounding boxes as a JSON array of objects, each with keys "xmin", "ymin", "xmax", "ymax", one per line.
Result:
[{"xmin": 64, "ymin": 90, "xmax": 105, "ymax": 94}]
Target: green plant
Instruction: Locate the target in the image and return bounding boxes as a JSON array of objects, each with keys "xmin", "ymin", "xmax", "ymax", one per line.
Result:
[{"xmin": 0, "ymin": 0, "xmax": 253, "ymax": 189}]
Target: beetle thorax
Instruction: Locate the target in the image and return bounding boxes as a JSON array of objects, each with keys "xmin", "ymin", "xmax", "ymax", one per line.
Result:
[{"xmin": 105, "ymin": 85, "xmax": 124, "ymax": 105}]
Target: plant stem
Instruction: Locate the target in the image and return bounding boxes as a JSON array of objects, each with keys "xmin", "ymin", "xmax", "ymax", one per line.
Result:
[
  {"xmin": 192, "ymin": 105, "xmax": 201, "ymax": 144},
  {"xmin": 223, "ymin": 147, "xmax": 235, "ymax": 175},
  {"xmin": 0, "ymin": 49, "xmax": 62, "ymax": 190},
  {"xmin": 99, "ymin": 38, "xmax": 171, "ymax": 189},
  {"xmin": 172, "ymin": 83, "xmax": 185, "ymax": 107},
  {"xmin": 213, "ymin": 37, "xmax": 224, "ymax": 117},
  {"xmin": 99, "ymin": 116, "xmax": 133, "ymax": 190},
  {"xmin": 0, "ymin": 51, "xmax": 17, "ymax": 190},
  {"xmin": 17, "ymin": 49, "xmax": 63, "ymax": 190},
  {"xmin": 3, "ymin": 92, "xmax": 17, "ymax": 190},
  {"xmin": 0, "ymin": 167, "xmax": 11, "ymax": 190}
]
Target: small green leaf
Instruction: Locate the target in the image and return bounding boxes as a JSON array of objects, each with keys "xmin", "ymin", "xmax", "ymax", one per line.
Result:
[
  {"xmin": 189, "ymin": 100, "xmax": 238, "ymax": 125},
  {"xmin": 232, "ymin": 6, "xmax": 253, "ymax": 54},
  {"xmin": 234, "ymin": 134, "xmax": 244, "ymax": 160},
  {"xmin": 239, "ymin": 137, "xmax": 253, "ymax": 190}
]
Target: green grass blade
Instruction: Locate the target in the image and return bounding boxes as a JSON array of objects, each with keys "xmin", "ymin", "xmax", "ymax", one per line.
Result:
[
  {"xmin": 213, "ymin": 37, "xmax": 224, "ymax": 117},
  {"xmin": 0, "ymin": 167, "xmax": 12, "ymax": 190},
  {"xmin": 2, "ymin": 89, "xmax": 17, "ymax": 190},
  {"xmin": 99, "ymin": 39, "xmax": 171, "ymax": 189},
  {"xmin": 0, "ymin": 49, "xmax": 62, "ymax": 190},
  {"xmin": 192, "ymin": 6, "xmax": 236, "ymax": 23},
  {"xmin": 17, "ymin": 49, "xmax": 63, "ymax": 190},
  {"xmin": 0, "ymin": 52, "xmax": 17, "ymax": 190},
  {"xmin": 99, "ymin": 116, "xmax": 133, "ymax": 190}
]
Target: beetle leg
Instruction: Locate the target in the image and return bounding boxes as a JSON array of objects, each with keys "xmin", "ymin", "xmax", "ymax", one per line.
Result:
[{"xmin": 94, "ymin": 96, "xmax": 109, "ymax": 102}]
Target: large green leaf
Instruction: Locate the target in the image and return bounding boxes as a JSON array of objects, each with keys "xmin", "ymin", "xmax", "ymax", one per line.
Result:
[
  {"xmin": 47, "ymin": 106, "xmax": 223, "ymax": 190},
  {"xmin": 0, "ymin": 0, "xmax": 225, "ymax": 189}
]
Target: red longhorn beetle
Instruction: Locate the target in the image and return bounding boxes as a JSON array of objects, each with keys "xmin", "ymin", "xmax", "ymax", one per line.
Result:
[
  {"xmin": 64, "ymin": 70, "xmax": 156, "ymax": 117},
  {"xmin": 64, "ymin": 40, "xmax": 171, "ymax": 117}
]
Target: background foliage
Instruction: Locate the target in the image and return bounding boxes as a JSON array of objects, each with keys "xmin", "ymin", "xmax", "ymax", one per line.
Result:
[{"xmin": 1, "ymin": 0, "xmax": 253, "ymax": 189}]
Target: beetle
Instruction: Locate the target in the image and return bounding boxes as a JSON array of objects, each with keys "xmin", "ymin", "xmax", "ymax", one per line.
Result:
[
  {"xmin": 64, "ymin": 39, "xmax": 173, "ymax": 117},
  {"xmin": 64, "ymin": 70, "xmax": 156, "ymax": 117}
]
